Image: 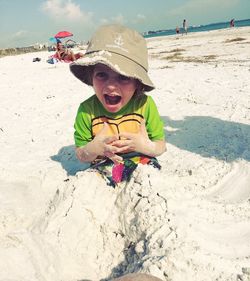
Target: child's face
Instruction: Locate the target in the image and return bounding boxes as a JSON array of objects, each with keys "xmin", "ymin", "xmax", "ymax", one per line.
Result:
[{"xmin": 92, "ymin": 64, "xmax": 138, "ymax": 113}]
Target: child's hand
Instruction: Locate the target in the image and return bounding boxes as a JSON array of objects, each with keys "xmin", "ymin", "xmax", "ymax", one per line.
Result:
[
  {"xmin": 113, "ymin": 120, "xmax": 156, "ymax": 156},
  {"xmin": 92, "ymin": 123, "xmax": 123, "ymax": 163},
  {"xmin": 76, "ymin": 123, "xmax": 123, "ymax": 163}
]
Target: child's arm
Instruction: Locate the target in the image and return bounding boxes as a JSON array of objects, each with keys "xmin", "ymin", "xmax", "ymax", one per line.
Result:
[
  {"xmin": 75, "ymin": 123, "xmax": 123, "ymax": 163},
  {"xmin": 113, "ymin": 120, "xmax": 166, "ymax": 157},
  {"xmin": 138, "ymin": 139, "xmax": 166, "ymax": 157}
]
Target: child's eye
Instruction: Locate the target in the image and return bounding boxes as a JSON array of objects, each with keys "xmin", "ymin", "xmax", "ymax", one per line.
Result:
[
  {"xmin": 95, "ymin": 71, "xmax": 108, "ymax": 80},
  {"xmin": 118, "ymin": 75, "xmax": 132, "ymax": 83}
]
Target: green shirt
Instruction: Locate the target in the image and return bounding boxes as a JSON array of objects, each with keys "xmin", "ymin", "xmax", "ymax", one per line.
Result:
[{"xmin": 74, "ymin": 94, "xmax": 165, "ymax": 147}]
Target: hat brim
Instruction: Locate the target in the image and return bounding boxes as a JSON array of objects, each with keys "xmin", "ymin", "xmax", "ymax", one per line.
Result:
[{"xmin": 70, "ymin": 51, "xmax": 155, "ymax": 92}]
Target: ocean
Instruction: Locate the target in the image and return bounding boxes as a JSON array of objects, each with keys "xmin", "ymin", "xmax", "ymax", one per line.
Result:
[{"xmin": 144, "ymin": 18, "xmax": 250, "ymax": 38}]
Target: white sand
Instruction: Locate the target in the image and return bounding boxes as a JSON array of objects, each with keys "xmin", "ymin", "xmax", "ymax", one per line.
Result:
[{"xmin": 0, "ymin": 26, "xmax": 250, "ymax": 281}]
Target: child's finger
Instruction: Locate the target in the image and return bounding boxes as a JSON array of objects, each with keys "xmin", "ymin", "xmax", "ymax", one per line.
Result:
[
  {"xmin": 105, "ymin": 135, "xmax": 119, "ymax": 144},
  {"xmin": 112, "ymin": 139, "xmax": 130, "ymax": 148},
  {"xmin": 115, "ymin": 146, "xmax": 131, "ymax": 153},
  {"xmin": 118, "ymin": 132, "xmax": 133, "ymax": 140},
  {"xmin": 111, "ymin": 154, "xmax": 123, "ymax": 164},
  {"xmin": 104, "ymin": 151, "xmax": 123, "ymax": 163},
  {"xmin": 98, "ymin": 122, "xmax": 109, "ymax": 136}
]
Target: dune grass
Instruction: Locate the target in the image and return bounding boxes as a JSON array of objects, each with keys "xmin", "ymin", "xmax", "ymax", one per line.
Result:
[
  {"xmin": 162, "ymin": 52, "xmax": 217, "ymax": 63},
  {"xmin": 0, "ymin": 47, "xmax": 47, "ymax": 58}
]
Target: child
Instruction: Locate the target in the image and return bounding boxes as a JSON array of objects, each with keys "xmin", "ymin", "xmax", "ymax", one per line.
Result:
[{"xmin": 70, "ymin": 24, "xmax": 166, "ymax": 186}]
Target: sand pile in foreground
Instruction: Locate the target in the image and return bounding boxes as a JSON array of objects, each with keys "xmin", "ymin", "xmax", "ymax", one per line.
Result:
[{"xmin": 0, "ymin": 26, "xmax": 250, "ymax": 281}]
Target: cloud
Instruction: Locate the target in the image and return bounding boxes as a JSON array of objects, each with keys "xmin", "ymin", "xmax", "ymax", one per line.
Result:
[
  {"xmin": 111, "ymin": 14, "xmax": 126, "ymax": 24},
  {"xmin": 169, "ymin": 0, "xmax": 239, "ymax": 16},
  {"xmin": 132, "ymin": 14, "xmax": 146, "ymax": 24},
  {"xmin": 99, "ymin": 18, "xmax": 107, "ymax": 24},
  {"xmin": 100, "ymin": 13, "xmax": 126, "ymax": 25},
  {"xmin": 100, "ymin": 13, "xmax": 146, "ymax": 27},
  {"xmin": 41, "ymin": 0, "xmax": 92, "ymax": 23},
  {"xmin": 12, "ymin": 30, "xmax": 28, "ymax": 39}
]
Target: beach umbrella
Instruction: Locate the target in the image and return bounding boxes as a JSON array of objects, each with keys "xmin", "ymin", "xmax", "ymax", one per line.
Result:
[
  {"xmin": 54, "ymin": 31, "xmax": 73, "ymax": 39},
  {"xmin": 49, "ymin": 37, "xmax": 61, "ymax": 43}
]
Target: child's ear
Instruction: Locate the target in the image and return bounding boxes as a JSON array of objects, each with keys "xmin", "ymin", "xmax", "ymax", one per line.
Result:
[{"xmin": 136, "ymin": 81, "xmax": 145, "ymax": 94}]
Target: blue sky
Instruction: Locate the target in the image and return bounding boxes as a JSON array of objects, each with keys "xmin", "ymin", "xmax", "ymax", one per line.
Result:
[{"xmin": 0, "ymin": 0, "xmax": 249, "ymax": 48}]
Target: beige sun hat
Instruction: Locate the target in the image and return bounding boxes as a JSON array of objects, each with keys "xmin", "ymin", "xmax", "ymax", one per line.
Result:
[{"xmin": 70, "ymin": 24, "xmax": 155, "ymax": 92}]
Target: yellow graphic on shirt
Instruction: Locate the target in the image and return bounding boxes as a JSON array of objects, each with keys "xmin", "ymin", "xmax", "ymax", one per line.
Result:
[{"xmin": 92, "ymin": 113, "xmax": 144, "ymax": 139}]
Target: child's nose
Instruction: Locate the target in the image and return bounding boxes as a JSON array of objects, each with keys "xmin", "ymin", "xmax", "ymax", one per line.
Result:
[{"xmin": 105, "ymin": 77, "xmax": 119, "ymax": 88}]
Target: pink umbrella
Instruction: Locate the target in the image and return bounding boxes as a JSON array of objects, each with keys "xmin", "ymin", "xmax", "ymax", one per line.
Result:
[{"xmin": 54, "ymin": 31, "xmax": 73, "ymax": 38}]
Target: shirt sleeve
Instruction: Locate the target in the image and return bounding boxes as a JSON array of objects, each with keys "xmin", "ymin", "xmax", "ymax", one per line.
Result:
[
  {"xmin": 144, "ymin": 96, "xmax": 165, "ymax": 141},
  {"xmin": 74, "ymin": 104, "xmax": 92, "ymax": 147}
]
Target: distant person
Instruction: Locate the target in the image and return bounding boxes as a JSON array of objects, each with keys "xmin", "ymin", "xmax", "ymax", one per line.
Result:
[
  {"xmin": 176, "ymin": 26, "xmax": 180, "ymax": 34},
  {"xmin": 55, "ymin": 42, "xmax": 83, "ymax": 62},
  {"xmin": 182, "ymin": 19, "xmax": 188, "ymax": 35},
  {"xmin": 230, "ymin": 18, "xmax": 235, "ymax": 27}
]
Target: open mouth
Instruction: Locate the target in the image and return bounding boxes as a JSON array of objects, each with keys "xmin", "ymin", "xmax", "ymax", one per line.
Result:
[{"xmin": 104, "ymin": 94, "xmax": 122, "ymax": 105}]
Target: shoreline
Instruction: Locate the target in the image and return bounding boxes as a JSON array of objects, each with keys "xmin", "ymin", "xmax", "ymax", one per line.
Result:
[
  {"xmin": 147, "ymin": 25, "xmax": 250, "ymax": 42},
  {"xmin": 144, "ymin": 18, "xmax": 250, "ymax": 39}
]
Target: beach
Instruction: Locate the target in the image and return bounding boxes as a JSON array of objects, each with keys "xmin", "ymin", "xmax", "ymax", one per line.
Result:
[{"xmin": 0, "ymin": 26, "xmax": 250, "ymax": 281}]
